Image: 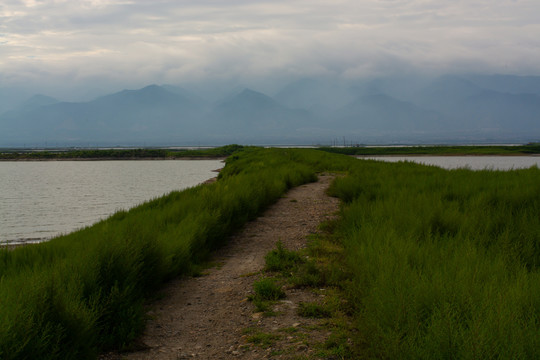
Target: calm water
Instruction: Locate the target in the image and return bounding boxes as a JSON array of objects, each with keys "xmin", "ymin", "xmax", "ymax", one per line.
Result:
[
  {"xmin": 0, "ymin": 160, "xmax": 222, "ymax": 245},
  {"xmin": 359, "ymin": 156, "xmax": 540, "ymax": 170}
]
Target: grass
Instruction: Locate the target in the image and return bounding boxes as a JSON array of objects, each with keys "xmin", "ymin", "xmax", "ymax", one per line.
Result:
[
  {"xmin": 297, "ymin": 302, "xmax": 332, "ymax": 319},
  {"xmin": 318, "ymin": 143, "xmax": 540, "ymax": 156},
  {"xmin": 248, "ymin": 149, "xmax": 540, "ymax": 358},
  {"xmin": 249, "ymin": 278, "xmax": 286, "ymax": 313},
  {"xmin": 246, "ymin": 332, "xmax": 282, "ymax": 348},
  {"xmin": 252, "ymin": 278, "xmax": 286, "ymax": 301},
  {"xmin": 6, "ymin": 143, "xmax": 540, "ymax": 160},
  {"xmin": 327, "ymin": 158, "xmax": 540, "ymax": 359},
  {"xmin": 0, "ymin": 147, "xmax": 316, "ymax": 359},
  {"xmin": 247, "ymin": 226, "xmax": 355, "ymax": 358},
  {"xmin": 3, "ymin": 146, "xmax": 540, "ymax": 359},
  {"xmin": 264, "ymin": 240, "xmax": 304, "ymax": 274}
]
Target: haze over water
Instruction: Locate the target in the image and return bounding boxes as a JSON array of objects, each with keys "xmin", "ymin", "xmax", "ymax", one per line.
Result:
[{"xmin": 0, "ymin": 160, "xmax": 222, "ymax": 245}]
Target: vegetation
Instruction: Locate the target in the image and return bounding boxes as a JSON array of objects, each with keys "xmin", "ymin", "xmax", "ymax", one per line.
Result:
[
  {"xmin": 0, "ymin": 144, "xmax": 244, "ymax": 160},
  {"xmin": 246, "ymin": 222, "xmax": 355, "ymax": 358},
  {"xmin": 248, "ymin": 278, "xmax": 286, "ymax": 313},
  {"xmin": 0, "ymin": 147, "xmax": 315, "ymax": 359},
  {"xmin": 2, "ymin": 146, "xmax": 540, "ymax": 359},
  {"xmin": 245, "ymin": 330, "xmax": 282, "ymax": 349},
  {"xmin": 319, "ymin": 142, "xmax": 540, "ymax": 156},
  {"xmin": 326, "ymin": 156, "xmax": 540, "ymax": 359},
  {"xmin": 297, "ymin": 302, "xmax": 333, "ymax": 319},
  {"xmin": 264, "ymin": 240, "xmax": 303, "ymax": 274},
  {"xmin": 4, "ymin": 142, "xmax": 540, "ymax": 161},
  {"xmin": 247, "ymin": 148, "xmax": 540, "ymax": 358}
]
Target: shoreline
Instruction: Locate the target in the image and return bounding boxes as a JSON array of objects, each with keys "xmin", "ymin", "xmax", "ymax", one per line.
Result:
[
  {"xmin": 0, "ymin": 156, "xmax": 228, "ymax": 161},
  {"xmin": 355, "ymin": 153, "xmax": 540, "ymax": 157},
  {"xmin": 2, "ymin": 169, "xmax": 223, "ymax": 251},
  {"xmin": 4, "ymin": 153, "xmax": 539, "ymax": 161}
]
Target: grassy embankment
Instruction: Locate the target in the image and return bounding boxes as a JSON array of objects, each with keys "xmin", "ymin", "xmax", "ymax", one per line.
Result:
[
  {"xmin": 0, "ymin": 147, "xmax": 316, "ymax": 359},
  {"xmin": 0, "ymin": 144, "xmax": 243, "ymax": 160},
  {"xmin": 2, "ymin": 147, "xmax": 540, "ymax": 358}
]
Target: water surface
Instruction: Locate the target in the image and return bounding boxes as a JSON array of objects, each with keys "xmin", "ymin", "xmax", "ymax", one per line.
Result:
[
  {"xmin": 0, "ymin": 160, "xmax": 222, "ymax": 244},
  {"xmin": 359, "ymin": 156, "xmax": 540, "ymax": 170}
]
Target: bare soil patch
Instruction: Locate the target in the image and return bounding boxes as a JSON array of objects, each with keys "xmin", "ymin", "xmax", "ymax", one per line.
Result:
[{"xmin": 101, "ymin": 174, "xmax": 339, "ymax": 359}]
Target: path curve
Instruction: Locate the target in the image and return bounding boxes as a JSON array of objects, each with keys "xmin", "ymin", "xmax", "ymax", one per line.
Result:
[{"xmin": 102, "ymin": 174, "xmax": 339, "ymax": 359}]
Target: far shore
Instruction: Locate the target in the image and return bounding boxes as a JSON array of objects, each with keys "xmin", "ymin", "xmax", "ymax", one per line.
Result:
[
  {"xmin": 0, "ymin": 156, "xmax": 228, "ymax": 161},
  {"xmin": 355, "ymin": 153, "xmax": 540, "ymax": 157}
]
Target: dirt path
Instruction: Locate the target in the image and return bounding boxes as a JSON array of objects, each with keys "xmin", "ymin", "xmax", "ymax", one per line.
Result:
[{"xmin": 103, "ymin": 174, "xmax": 339, "ymax": 359}]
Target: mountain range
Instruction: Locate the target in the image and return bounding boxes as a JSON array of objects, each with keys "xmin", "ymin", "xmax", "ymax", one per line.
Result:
[{"xmin": 1, "ymin": 74, "xmax": 540, "ymax": 146}]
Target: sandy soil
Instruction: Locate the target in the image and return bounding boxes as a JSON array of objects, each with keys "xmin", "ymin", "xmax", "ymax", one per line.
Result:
[{"xmin": 101, "ymin": 174, "xmax": 339, "ymax": 359}]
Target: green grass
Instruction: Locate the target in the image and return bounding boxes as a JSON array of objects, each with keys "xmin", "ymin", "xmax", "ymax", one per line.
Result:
[
  {"xmin": 0, "ymin": 147, "xmax": 316, "ymax": 359},
  {"xmin": 3, "ymin": 146, "xmax": 540, "ymax": 359},
  {"xmin": 297, "ymin": 302, "xmax": 332, "ymax": 319},
  {"xmin": 249, "ymin": 277, "xmax": 286, "ymax": 313},
  {"xmin": 264, "ymin": 241, "xmax": 304, "ymax": 274},
  {"xmin": 251, "ymin": 228, "xmax": 355, "ymax": 358},
  {"xmin": 252, "ymin": 278, "xmax": 286, "ymax": 301},
  {"xmin": 246, "ymin": 332, "xmax": 282, "ymax": 348},
  {"xmin": 328, "ymin": 158, "xmax": 540, "ymax": 359},
  {"xmin": 251, "ymin": 149, "xmax": 540, "ymax": 358}
]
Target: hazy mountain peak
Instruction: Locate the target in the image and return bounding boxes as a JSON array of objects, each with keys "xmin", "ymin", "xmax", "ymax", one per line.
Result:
[
  {"xmin": 20, "ymin": 94, "xmax": 59, "ymax": 109},
  {"xmin": 139, "ymin": 84, "xmax": 164, "ymax": 93},
  {"xmin": 237, "ymin": 88, "xmax": 269, "ymax": 99},
  {"xmin": 93, "ymin": 84, "xmax": 188, "ymax": 107},
  {"xmin": 217, "ymin": 88, "xmax": 279, "ymax": 108},
  {"xmin": 161, "ymin": 84, "xmax": 206, "ymax": 105}
]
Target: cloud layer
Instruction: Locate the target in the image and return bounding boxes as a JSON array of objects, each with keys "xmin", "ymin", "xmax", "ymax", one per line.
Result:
[{"xmin": 2, "ymin": 0, "xmax": 540, "ymax": 96}]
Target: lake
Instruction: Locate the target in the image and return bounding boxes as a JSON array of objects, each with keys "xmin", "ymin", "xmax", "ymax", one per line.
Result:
[
  {"xmin": 359, "ymin": 155, "xmax": 540, "ymax": 170},
  {"xmin": 0, "ymin": 160, "xmax": 223, "ymax": 245},
  {"xmin": 3, "ymin": 156, "xmax": 539, "ymax": 246}
]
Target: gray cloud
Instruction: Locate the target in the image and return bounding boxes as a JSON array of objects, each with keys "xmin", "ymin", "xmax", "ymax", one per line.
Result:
[{"xmin": 1, "ymin": 0, "xmax": 540, "ymax": 98}]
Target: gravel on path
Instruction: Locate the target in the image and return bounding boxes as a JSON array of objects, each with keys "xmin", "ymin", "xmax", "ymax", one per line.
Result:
[{"xmin": 101, "ymin": 174, "xmax": 339, "ymax": 360}]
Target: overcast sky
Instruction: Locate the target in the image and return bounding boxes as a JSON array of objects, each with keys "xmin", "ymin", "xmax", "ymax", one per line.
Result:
[{"xmin": 1, "ymin": 0, "xmax": 540, "ymax": 98}]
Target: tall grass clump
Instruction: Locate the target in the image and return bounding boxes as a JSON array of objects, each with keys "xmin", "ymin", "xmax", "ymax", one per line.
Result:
[
  {"xmin": 264, "ymin": 241, "xmax": 304, "ymax": 273},
  {"xmin": 0, "ymin": 147, "xmax": 317, "ymax": 359},
  {"xmin": 329, "ymin": 159, "xmax": 540, "ymax": 359}
]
